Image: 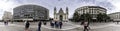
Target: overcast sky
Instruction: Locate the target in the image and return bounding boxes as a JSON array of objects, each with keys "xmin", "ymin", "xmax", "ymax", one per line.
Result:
[{"xmin": 0, "ymin": 0, "xmax": 120, "ymax": 20}]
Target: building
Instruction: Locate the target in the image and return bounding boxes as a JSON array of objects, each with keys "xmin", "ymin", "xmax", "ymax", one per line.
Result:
[
  {"xmin": 75, "ymin": 6, "xmax": 107, "ymax": 19},
  {"xmin": 54, "ymin": 7, "xmax": 69, "ymax": 21},
  {"xmin": 13, "ymin": 4, "xmax": 49, "ymax": 21},
  {"xmin": 108, "ymin": 12, "xmax": 120, "ymax": 21},
  {"xmin": 2, "ymin": 11, "xmax": 12, "ymax": 21}
]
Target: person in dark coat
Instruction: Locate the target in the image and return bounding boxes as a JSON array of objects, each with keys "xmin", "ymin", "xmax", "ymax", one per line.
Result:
[
  {"xmin": 59, "ymin": 21, "xmax": 63, "ymax": 29},
  {"xmin": 25, "ymin": 21, "xmax": 30, "ymax": 31},
  {"xmin": 56, "ymin": 21, "xmax": 59, "ymax": 28},
  {"xmin": 38, "ymin": 21, "xmax": 42, "ymax": 31},
  {"xmin": 43, "ymin": 22, "xmax": 47, "ymax": 25},
  {"xmin": 50, "ymin": 21, "xmax": 54, "ymax": 28},
  {"xmin": 55, "ymin": 21, "xmax": 57, "ymax": 28},
  {"xmin": 4, "ymin": 21, "xmax": 6, "ymax": 25}
]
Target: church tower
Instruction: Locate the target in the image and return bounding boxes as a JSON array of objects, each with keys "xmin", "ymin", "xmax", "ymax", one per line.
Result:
[
  {"xmin": 54, "ymin": 7, "xmax": 56, "ymax": 14},
  {"xmin": 54, "ymin": 7, "xmax": 56, "ymax": 20},
  {"xmin": 66, "ymin": 7, "xmax": 68, "ymax": 15},
  {"xmin": 66, "ymin": 7, "xmax": 69, "ymax": 20}
]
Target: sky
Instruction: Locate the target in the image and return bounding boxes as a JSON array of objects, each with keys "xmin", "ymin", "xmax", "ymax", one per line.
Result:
[{"xmin": 0, "ymin": 0, "xmax": 120, "ymax": 20}]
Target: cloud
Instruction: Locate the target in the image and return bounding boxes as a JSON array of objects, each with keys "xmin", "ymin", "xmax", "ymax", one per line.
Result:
[
  {"xmin": 0, "ymin": 0, "xmax": 119, "ymax": 19},
  {"xmin": 0, "ymin": 9, "xmax": 4, "ymax": 20}
]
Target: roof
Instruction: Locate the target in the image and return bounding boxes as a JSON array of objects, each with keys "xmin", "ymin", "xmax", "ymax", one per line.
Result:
[
  {"xmin": 58, "ymin": 8, "xmax": 64, "ymax": 14},
  {"xmin": 75, "ymin": 6, "xmax": 107, "ymax": 11}
]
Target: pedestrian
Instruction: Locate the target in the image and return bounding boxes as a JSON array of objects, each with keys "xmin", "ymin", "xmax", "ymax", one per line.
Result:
[
  {"xmin": 55, "ymin": 21, "xmax": 57, "ymax": 28},
  {"xmin": 83, "ymin": 21, "xmax": 90, "ymax": 31},
  {"xmin": 6, "ymin": 21, "xmax": 8, "ymax": 25},
  {"xmin": 56, "ymin": 21, "xmax": 59, "ymax": 28},
  {"xmin": 43, "ymin": 22, "xmax": 47, "ymax": 25},
  {"xmin": 50, "ymin": 21, "xmax": 54, "ymax": 28},
  {"xmin": 38, "ymin": 21, "xmax": 42, "ymax": 31},
  {"xmin": 25, "ymin": 21, "xmax": 30, "ymax": 31},
  {"xmin": 59, "ymin": 21, "xmax": 63, "ymax": 29},
  {"xmin": 4, "ymin": 21, "xmax": 6, "ymax": 25}
]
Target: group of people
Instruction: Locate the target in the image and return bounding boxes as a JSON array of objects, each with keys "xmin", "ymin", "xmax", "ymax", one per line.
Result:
[
  {"xmin": 25, "ymin": 21, "xmax": 42, "ymax": 31},
  {"xmin": 24, "ymin": 20, "xmax": 91, "ymax": 31},
  {"xmin": 24, "ymin": 21, "xmax": 63, "ymax": 31},
  {"xmin": 50, "ymin": 21, "xmax": 63, "ymax": 29},
  {"xmin": 81, "ymin": 21, "xmax": 90, "ymax": 31}
]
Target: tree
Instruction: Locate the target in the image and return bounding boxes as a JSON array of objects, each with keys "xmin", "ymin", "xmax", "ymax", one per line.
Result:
[
  {"xmin": 72, "ymin": 12, "xmax": 80, "ymax": 22},
  {"xmin": 97, "ymin": 13, "xmax": 103, "ymax": 22},
  {"xmin": 102, "ymin": 13, "xmax": 111, "ymax": 22},
  {"xmin": 79, "ymin": 13, "xmax": 92, "ymax": 22},
  {"xmin": 97, "ymin": 13, "xmax": 111, "ymax": 22}
]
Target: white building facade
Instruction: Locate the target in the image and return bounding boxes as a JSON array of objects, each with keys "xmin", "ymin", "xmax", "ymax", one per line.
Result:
[
  {"xmin": 108, "ymin": 12, "xmax": 120, "ymax": 21},
  {"xmin": 75, "ymin": 6, "xmax": 107, "ymax": 19},
  {"xmin": 2, "ymin": 11, "xmax": 12, "ymax": 21},
  {"xmin": 54, "ymin": 7, "xmax": 69, "ymax": 21}
]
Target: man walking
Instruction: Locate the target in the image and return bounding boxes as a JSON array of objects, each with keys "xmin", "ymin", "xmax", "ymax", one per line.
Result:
[
  {"xmin": 50, "ymin": 21, "xmax": 54, "ymax": 28},
  {"xmin": 25, "ymin": 21, "xmax": 30, "ymax": 31},
  {"xmin": 38, "ymin": 21, "xmax": 42, "ymax": 31},
  {"xmin": 59, "ymin": 21, "xmax": 63, "ymax": 29},
  {"xmin": 4, "ymin": 21, "xmax": 6, "ymax": 25},
  {"xmin": 55, "ymin": 21, "xmax": 57, "ymax": 28}
]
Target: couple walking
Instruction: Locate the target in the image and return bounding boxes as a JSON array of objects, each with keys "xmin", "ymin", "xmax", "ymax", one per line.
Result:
[{"xmin": 24, "ymin": 21, "xmax": 42, "ymax": 31}]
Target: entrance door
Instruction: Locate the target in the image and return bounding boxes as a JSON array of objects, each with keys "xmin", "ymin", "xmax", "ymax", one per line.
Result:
[{"xmin": 60, "ymin": 15, "xmax": 63, "ymax": 21}]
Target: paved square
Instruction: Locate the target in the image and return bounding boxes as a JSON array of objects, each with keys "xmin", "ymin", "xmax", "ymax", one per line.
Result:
[{"xmin": 0, "ymin": 22, "xmax": 120, "ymax": 31}]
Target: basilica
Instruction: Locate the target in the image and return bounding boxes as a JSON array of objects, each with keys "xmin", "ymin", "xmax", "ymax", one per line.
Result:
[{"xmin": 54, "ymin": 7, "xmax": 69, "ymax": 21}]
